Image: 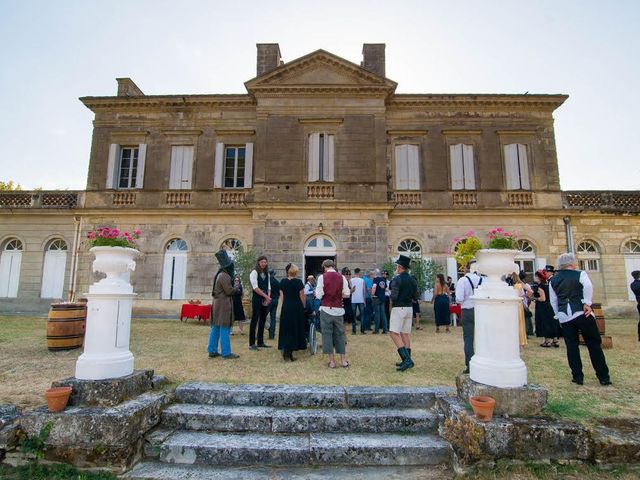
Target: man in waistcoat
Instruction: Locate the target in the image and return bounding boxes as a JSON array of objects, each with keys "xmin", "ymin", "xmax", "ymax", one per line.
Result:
[
  {"xmin": 389, "ymin": 255, "xmax": 419, "ymax": 371},
  {"xmin": 549, "ymin": 253, "xmax": 611, "ymax": 386},
  {"xmin": 249, "ymin": 255, "xmax": 271, "ymax": 350},
  {"xmin": 455, "ymin": 260, "xmax": 482, "ymax": 374},
  {"xmin": 315, "ymin": 259, "xmax": 351, "ymax": 368}
]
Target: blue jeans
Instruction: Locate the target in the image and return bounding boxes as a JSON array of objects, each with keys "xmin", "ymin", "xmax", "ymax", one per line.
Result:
[
  {"xmin": 352, "ymin": 303, "xmax": 365, "ymax": 333},
  {"xmin": 208, "ymin": 325, "xmax": 231, "ymax": 356},
  {"xmin": 364, "ymin": 297, "xmax": 373, "ymax": 330},
  {"xmin": 373, "ymin": 297, "xmax": 388, "ymax": 333},
  {"xmin": 268, "ymin": 298, "xmax": 278, "ymax": 339}
]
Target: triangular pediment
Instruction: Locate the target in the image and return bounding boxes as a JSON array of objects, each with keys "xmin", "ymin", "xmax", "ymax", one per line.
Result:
[{"xmin": 245, "ymin": 50, "xmax": 396, "ymax": 96}]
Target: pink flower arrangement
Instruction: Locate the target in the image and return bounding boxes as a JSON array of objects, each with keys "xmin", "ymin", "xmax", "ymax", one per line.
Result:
[
  {"xmin": 450, "ymin": 227, "xmax": 519, "ymax": 264},
  {"xmin": 86, "ymin": 226, "xmax": 142, "ymax": 249},
  {"xmin": 486, "ymin": 228, "xmax": 518, "ymax": 249}
]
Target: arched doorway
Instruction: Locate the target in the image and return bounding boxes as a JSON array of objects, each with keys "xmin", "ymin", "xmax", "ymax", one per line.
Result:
[
  {"xmin": 0, "ymin": 238, "xmax": 23, "ymax": 298},
  {"xmin": 303, "ymin": 235, "xmax": 336, "ymax": 279},
  {"xmin": 41, "ymin": 238, "xmax": 68, "ymax": 299},
  {"xmin": 623, "ymin": 239, "xmax": 640, "ymax": 301},
  {"xmin": 161, "ymin": 238, "xmax": 188, "ymax": 300}
]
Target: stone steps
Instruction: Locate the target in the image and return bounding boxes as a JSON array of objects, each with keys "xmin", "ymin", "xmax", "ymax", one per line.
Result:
[
  {"xmin": 123, "ymin": 462, "xmax": 454, "ymax": 479},
  {"xmin": 159, "ymin": 431, "xmax": 450, "ymax": 467},
  {"xmin": 161, "ymin": 403, "xmax": 440, "ymax": 434},
  {"xmin": 175, "ymin": 383, "xmax": 445, "ymax": 409}
]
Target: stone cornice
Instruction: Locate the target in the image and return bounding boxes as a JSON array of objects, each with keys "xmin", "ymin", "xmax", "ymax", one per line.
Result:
[
  {"xmin": 298, "ymin": 118, "xmax": 344, "ymax": 125},
  {"xmin": 496, "ymin": 129, "xmax": 537, "ymax": 136},
  {"xmin": 214, "ymin": 129, "xmax": 256, "ymax": 136},
  {"xmin": 441, "ymin": 129, "xmax": 483, "ymax": 136},
  {"xmin": 80, "ymin": 95, "xmax": 255, "ymax": 112},
  {"xmin": 389, "ymin": 94, "xmax": 568, "ymax": 111},
  {"xmin": 386, "ymin": 130, "xmax": 429, "ymax": 136}
]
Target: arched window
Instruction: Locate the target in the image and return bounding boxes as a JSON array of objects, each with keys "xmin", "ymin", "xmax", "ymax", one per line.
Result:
[
  {"xmin": 515, "ymin": 239, "xmax": 535, "ymax": 282},
  {"xmin": 221, "ymin": 238, "xmax": 242, "ymax": 260},
  {"xmin": 41, "ymin": 238, "xmax": 68, "ymax": 299},
  {"xmin": 398, "ymin": 239, "xmax": 421, "ymax": 256},
  {"xmin": 624, "ymin": 239, "xmax": 640, "ymax": 301},
  {"xmin": 304, "ymin": 235, "xmax": 336, "ymax": 279},
  {"xmin": 161, "ymin": 238, "xmax": 188, "ymax": 300},
  {"xmin": 0, "ymin": 238, "xmax": 23, "ymax": 297},
  {"xmin": 576, "ymin": 240, "xmax": 600, "ymax": 272}
]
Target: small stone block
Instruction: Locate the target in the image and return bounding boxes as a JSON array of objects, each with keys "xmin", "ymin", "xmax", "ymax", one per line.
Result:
[
  {"xmin": 152, "ymin": 375, "xmax": 169, "ymax": 388},
  {"xmin": 592, "ymin": 418, "xmax": 640, "ymax": 464},
  {"xmin": 52, "ymin": 369, "xmax": 154, "ymax": 407},
  {"xmin": 456, "ymin": 373, "xmax": 548, "ymax": 417}
]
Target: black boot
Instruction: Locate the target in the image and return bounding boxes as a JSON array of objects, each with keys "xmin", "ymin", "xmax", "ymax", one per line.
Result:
[
  {"xmin": 289, "ymin": 351, "xmax": 296, "ymax": 362},
  {"xmin": 396, "ymin": 348, "xmax": 411, "ymax": 367},
  {"xmin": 397, "ymin": 347, "xmax": 415, "ymax": 372},
  {"xmin": 282, "ymin": 349, "xmax": 288, "ymax": 361}
]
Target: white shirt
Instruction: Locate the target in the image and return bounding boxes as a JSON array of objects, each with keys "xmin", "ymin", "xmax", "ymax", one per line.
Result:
[
  {"xmin": 304, "ymin": 282, "xmax": 315, "ymax": 296},
  {"xmin": 249, "ymin": 270, "xmax": 270, "ymax": 293},
  {"xmin": 315, "ymin": 269, "xmax": 351, "ymax": 316},
  {"xmin": 456, "ymin": 273, "xmax": 481, "ymax": 309},
  {"xmin": 350, "ymin": 276, "xmax": 365, "ymax": 304},
  {"xmin": 549, "ymin": 270, "xmax": 593, "ymax": 323}
]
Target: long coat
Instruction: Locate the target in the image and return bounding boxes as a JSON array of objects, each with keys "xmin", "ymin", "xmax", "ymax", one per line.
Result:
[{"xmin": 212, "ymin": 270, "xmax": 239, "ymax": 327}]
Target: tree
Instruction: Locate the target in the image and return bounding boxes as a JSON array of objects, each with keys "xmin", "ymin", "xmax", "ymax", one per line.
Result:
[
  {"xmin": 232, "ymin": 245, "xmax": 258, "ymax": 300},
  {"xmin": 382, "ymin": 256, "xmax": 443, "ymax": 294},
  {"xmin": 0, "ymin": 180, "xmax": 22, "ymax": 191}
]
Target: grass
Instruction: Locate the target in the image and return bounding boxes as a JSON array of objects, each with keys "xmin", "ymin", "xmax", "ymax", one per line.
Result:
[
  {"xmin": 462, "ymin": 461, "xmax": 640, "ymax": 480},
  {"xmin": 0, "ymin": 463, "xmax": 116, "ymax": 479},
  {"xmin": 1, "ymin": 313, "xmax": 639, "ymax": 424}
]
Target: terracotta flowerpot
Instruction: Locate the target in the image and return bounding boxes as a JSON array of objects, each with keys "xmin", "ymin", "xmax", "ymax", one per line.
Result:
[
  {"xmin": 469, "ymin": 395, "xmax": 496, "ymax": 422},
  {"xmin": 45, "ymin": 386, "xmax": 72, "ymax": 412}
]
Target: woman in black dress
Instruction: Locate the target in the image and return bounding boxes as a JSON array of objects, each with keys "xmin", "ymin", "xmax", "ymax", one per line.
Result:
[
  {"xmin": 341, "ymin": 267, "xmax": 354, "ymax": 326},
  {"xmin": 432, "ymin": 273, "xmax": 451, "ymax": 333},
  {"xmin": 532, "ymin": 270, "xmax": 561, "ymax": 348},
  {"xmin": 231, "ymin": 274, "xmax": 246, "ymax": 335},
  {"xmin": 278, "ymin": 263, "xmax": 307, "ymax": 361}
]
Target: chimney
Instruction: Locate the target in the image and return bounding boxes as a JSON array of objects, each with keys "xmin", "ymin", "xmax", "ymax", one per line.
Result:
[
  {"xmin": 361, "ymin": 43, "xmax": 386, "ymax": 77},
  {"xmin": 256, "ymin": 43, "xmax": 282, "ymax": 76},
  {"xmin": 116, "ymin": 78, "xmax": 144, "ymax": 97}
]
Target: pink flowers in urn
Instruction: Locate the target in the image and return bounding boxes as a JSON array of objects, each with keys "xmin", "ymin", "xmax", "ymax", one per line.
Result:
[
  {"xmin": 86, "ymin": 226, "xmax": 142, "ymax": 249},
  {"xmin": 486, "ymin": 227, "xmax": 519, "ymax": 250}
]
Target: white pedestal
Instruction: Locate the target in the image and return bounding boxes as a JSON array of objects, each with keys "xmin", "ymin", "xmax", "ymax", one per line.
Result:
[
  {"xmin": 469, "ymin": 249, "xmax": 527, "ymax": 388},
  {"xmin": 75, "ymin": 247, "xmax": 138, "ymax": 380}
]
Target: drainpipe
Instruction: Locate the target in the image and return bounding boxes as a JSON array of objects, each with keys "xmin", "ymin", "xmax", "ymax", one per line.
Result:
[
  {"xmin": 68, "ymin": 215, "xmax": 82, "ymax": 301},
  {"xmin": 563, "ymin": 216, "xmax": 575, "ymax": 254}
]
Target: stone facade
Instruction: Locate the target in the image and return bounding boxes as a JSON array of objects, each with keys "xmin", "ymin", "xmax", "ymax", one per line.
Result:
[{"xmin": 1, "ymin": 43, "xmax": 639, "ymax": 314}]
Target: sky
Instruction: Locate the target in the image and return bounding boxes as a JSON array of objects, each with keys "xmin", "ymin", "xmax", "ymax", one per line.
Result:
[{"xmin": 0, "ymin": 0, "xmax": 638, "ymax": 191}]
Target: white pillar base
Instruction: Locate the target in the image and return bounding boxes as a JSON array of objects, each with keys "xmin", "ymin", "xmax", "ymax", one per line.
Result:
[
  {"xmin": 75, "ymin": 351, "xmax": 134, "ymax": 380},
  {"xmin": 470, "ymin": 354, "xmax": 527, "ymax": 388}
]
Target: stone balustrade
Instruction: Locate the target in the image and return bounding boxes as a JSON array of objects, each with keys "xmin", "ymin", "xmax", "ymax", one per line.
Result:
[
  {"xmin": 306, "ymin": 184, "xmax": 335, "ymax": 200},
  {"xmin": 563, "ymin": 191, "xmax": 640, "ymax": 213},
  {"xmin": 0, "ymin": 191, "xmax": 80, "ymax": 208}
]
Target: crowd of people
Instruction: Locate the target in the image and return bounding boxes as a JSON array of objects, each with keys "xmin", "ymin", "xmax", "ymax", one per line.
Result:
[{"xmin": 206, "ymin": 248, "xmax": 624, "ymax": 386}]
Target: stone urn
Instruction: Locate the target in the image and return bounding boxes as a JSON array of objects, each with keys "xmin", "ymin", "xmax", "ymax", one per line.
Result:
[
  {"xmin": 470, "ymin": 248, "xmax": 527, "ymax": 388},
  {"xmin": 75, "ymin": 246, "xmax": 139, "ymax": 380}
]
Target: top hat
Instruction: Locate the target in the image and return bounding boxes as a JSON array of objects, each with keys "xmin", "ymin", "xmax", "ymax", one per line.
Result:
[
  {"xmin": 544, "ymin": 264, "xmax": 555, "ymax": 273},
  {"xmin": 215, "ymin": 249, "xmax": 234, "ymax": 269},
  {"xmin": 395, "ymin": 254, "xmax": 411, "ymax": 269}
]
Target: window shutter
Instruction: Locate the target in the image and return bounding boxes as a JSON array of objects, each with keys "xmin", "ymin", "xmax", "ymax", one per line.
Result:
[
  {"xmin": 517, "ymin": 144, "xmax": 530, "ymax": 190},
  {"xmin": 161, "ymin": 254, "xmax": 173, "ymax": 300},
  {"xmin": 323, "ymin": 134, "xmax": 335, "ymax": 182},
  {"xmin": 504, "ymin": 144, "xmax": 520, "ymax": 190},
  {"xmin": 106, "ymin": 144, "xmax": 119, "ymax": 189},
  {"xmin": 181, "ymin": 146, "xmax": 193, "ymax": 189},
  {"xmin": 135, "ymin": 143, "xmax": 147, "ymax": 188},
  {"xmin": 395, "ymin": 145, "xmax": 408, "ymax": 189},
  {"xmin": 308, "ymin": 133, "xmax": 320, "ymax": 182},
  {"xmin": 446, "ymin": 257, "xmax": 459, "ymax": 282},
  {"xmin": 244, "ymin": 142, "xmax": 254, "ymax": 188},
  {"xmin": 214, "ymin": 142, "xmax": 224, "ymax": 188},
  {"xmin": 407, "ymin": 145, "xmax": 420, "ymax": 190},
  {"xmin": 169, "ymin": 146, "xmax": 181, "ymax": 189},
  {"xmin": 463, "ymin": 144, "xmax": 475, "ymax": 189},
  {"xmin": 450, "ymin": 144, "xmax": 464, "ymax": 190},
  {"xmin": 172, "ymin": 254, "xmax": 187, "ymax": 300}
]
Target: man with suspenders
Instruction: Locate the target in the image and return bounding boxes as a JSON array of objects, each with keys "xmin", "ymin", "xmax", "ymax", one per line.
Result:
[{"xmin": 455, "ymin": 260, "xmax": 482, "ymax": 374}]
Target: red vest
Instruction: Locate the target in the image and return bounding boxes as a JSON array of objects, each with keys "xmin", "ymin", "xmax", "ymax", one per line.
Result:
[{"xmin": 320, "ymin": 271, "xmax": 343, "ymax": 308}]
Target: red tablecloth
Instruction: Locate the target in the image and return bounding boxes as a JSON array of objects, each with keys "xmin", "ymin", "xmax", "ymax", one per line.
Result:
[
  {"xmin": 449, "ymin": 304, "xmax": 462, "ymax": 317},
  {"xmin": 180, "ymin": 304, "xmax": 211, "ymax": 323}
]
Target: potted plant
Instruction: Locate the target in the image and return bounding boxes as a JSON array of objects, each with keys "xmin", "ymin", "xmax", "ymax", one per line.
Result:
[
  {"xmin": 44, "ymin": 386, "xmax": 72, "ymax": 412},
  {"xmin": 469, "ymin": 395, "xmax": 496, "ymax": 422},
  {"xmin": 86, "ymin": 227, "xmax": 142, "ymax": 293}
]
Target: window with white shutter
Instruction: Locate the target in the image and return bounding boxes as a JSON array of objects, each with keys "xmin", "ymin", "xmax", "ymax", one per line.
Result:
[
  {"xmin": 169, "ymin": 146, "xmax": 194, "ymax": 190},
  {"xmin": 214, "ymin": 142, "xmax": 253, "ymax": 188},
  {"xmin": 504, "ymin": 143, "xmax": 530, "ymax": 190},
  {"xmin": 450, "ymin": 144, "xmax": 475, "ymax": 190},
  {"xmin": 395, "ymin": 144, "xmax": 420, "ymax": 190},
  {"xmin": 308, "ymin": 133, "xmax": 334, "ymax": 182}
]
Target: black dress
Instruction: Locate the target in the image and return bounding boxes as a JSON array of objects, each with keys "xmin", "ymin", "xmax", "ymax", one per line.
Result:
[
  {"xmin": 232, "ymin": 284, "xmax": 246, "ymax": 321},
  {"xmin": 434, "ymin": 294, "xmax": 451, "ymax": 326},
  {"xmin": 535, "ymin": 283, "xmax": 561, "ymax": 338},
  {"xmin": 343, "ymin": 279, "xmax": 354, "ymax": 324},
  {"xmin": 277, "ymin": 278, "xmax": 307, "ymax": 352}
]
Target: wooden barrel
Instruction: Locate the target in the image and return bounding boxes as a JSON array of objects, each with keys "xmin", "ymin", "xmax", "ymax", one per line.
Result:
[
  {"xmin": 592, "ymin": 303, "xmax": 606, "ymax": 335},
  {"xmin": 47, "ymin": 303, "xmax": 87, "ymax": 351}
]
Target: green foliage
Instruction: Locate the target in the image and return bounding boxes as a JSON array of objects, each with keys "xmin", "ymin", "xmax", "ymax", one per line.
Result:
[
  {"xmin": 0, "ymin": 180, "xmax": 22, "ymax": 191},
  {"xmin": 233, "ymin": 245, "xmax": 258, "ymax": 299},
  {"xmin": 0, "ymin": 463, "xmax": 117, "ymax": 479},
  {"xmin": 544, "ymin": 397, "xmax": 591, "ymax": 421},
  {"xmin": 19, "ymin": 421, "xmax": 53, "ymax": 459},
  {"xmin": 410, "ymin": 257, "xmax": 443, "ymax": 293},
  {"xmin": 381, "ymin": 258, "xmax": 396, "ymax": 278},
  {"xmin": 486, "ymin": 227, "xmax": 518, "ymax": 249},
  {"xmin": 453, "ymin": 236, "xmax": 483, "ymax": 267}
]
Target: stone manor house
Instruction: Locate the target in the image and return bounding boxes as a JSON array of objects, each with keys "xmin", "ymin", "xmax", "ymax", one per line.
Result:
[{"xmin": 1, "ymin": 43, "xmax": 639, "ymax": 315}]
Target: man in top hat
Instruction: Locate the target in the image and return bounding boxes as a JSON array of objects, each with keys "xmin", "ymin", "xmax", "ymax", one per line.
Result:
[
  {"xmin": 208, "ymin": 250, "xmax": 241, "ymax": 359},
  {"xmin": 545, "ymin": 265, "xmax": 555, "ymax": 278},
  {"xmin": 389, "ymin": 254, "xmax": 419, "ymax": 371}
]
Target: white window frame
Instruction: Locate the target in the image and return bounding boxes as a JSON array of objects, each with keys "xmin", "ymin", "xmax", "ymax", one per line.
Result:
[
  {"xmin": 106, "ymin": 143, "xmax": 146, "ymax": 189},
  {"xmin": 161, "ymin": 239, "xmax": 188, "ymax": 300},
  {"xmin": 504, "ymin": 143, "xmax": 530, "ymax": 190},
  {"xmin": 308, "ymin": 133, "xmax": 335, "ymax": 182},
  {"xmin": 515, "ymin": 239, "xmax": 536, "ymax": 282},
  {"xmin": 0, "ymin": 238, "xmax": 23, "ymax": 298},
  {"xmin": 450, "ymin": 144, "xmax": 476, "ymax": 190},
  {"xmin": 576, "ymin": 240, "xmax": 600, "ymax": 272},
  {"xmin": 41, "ymin": 239, "xmax": 68, "ymax": 299},
  {"xmin": 214, "ymin": 142, "xmax": 253, "ymax": 189}
]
